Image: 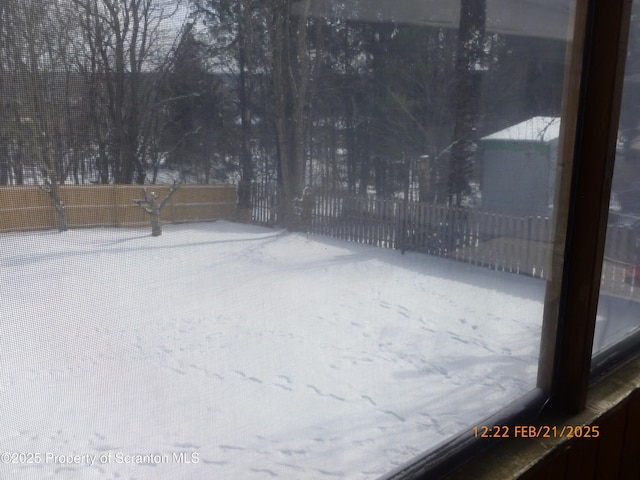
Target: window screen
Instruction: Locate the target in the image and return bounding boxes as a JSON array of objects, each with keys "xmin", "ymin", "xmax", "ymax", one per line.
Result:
[{"xmin": 0, "ymin": 1, "xmax": 579, "ymax": 478}]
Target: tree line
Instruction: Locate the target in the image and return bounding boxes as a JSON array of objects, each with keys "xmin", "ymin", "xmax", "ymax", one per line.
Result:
[{"xmin": 0, "ymin": 0, "xmax": 567, "ymax": 226}]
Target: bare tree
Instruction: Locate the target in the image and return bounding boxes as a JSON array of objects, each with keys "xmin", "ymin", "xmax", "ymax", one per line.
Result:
[
  {"xmin": 192, "ymin": 0, "xmax": 269, "ymax": 207},
  {"xmin": 267, "ymin": 0, "xmax": 312, "ymax": 225},
  {"xmin": 0, "ymin": 1, "xmax": 11, "ymax": 185},
  {"xmin": 134, "ymin": 180, "xmax": 180, "ymax": 235},
  {"xmin": 2, "ymin": 0, "xmax": 80, "ymax": 230},
  {"xmin": 449, "ymin": 0, "xmax": 487, "ymax": 206},
  {"xmin": 72, "ymin": 0, "xmax": 182, "ymax": 184}
]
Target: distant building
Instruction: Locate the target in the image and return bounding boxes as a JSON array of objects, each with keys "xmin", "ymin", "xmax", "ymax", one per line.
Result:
[{"xmin": 480, "ymin": 116, "xmax": 560, "ymax": 217}]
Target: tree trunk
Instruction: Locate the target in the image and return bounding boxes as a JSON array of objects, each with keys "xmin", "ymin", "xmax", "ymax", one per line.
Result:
[
  {"xmin": 449, "ymin": 0, "xmax": 487, "ymax": 206},
  {"xmin": 238, "ymin": 5, "xmax": 254, "ymax": 210},
  {"xmin": 0, "ymin": 143, "xmax": 8, "ymax": 185},
  {"xmin": 150, "ymin": 206, "xmax": 162, "ymax": 236},
  {"xmin": 42, "ymin": 181, "xmax": 68, "ymax": 232},
  {"xmin": 134, "ymin": 183, "xmax": 179, "ymax": 236},
  {"xmin": 268, "ymin": 0, "xmax": 311, "ymax": 227}
]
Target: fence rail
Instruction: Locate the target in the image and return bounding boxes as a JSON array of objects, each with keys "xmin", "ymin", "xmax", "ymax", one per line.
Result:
[
  {"xmin": 310, "ymin": 191, "xmax": 554, "ymax": 278},
  {"xmin": 4, "ymin": 183, "xmax": 638, "ymax": 297},
  {"xmin": 0, "ymin": 184, "xmax": 237, "ymax": 232},
  {"xmin": 250, "ymin": 186, "xmax": 640, "ymax": 293}
]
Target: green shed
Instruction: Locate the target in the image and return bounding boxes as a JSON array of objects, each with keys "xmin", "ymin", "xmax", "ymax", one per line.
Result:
[{"xmin": 480, "ymin": 116, "xmax": 560, "ymax": 216}]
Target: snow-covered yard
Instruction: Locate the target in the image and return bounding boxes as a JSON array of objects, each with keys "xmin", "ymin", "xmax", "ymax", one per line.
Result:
[{"xmin": 1, "ymin": 221, "xmax": 555, "ymax": 479}]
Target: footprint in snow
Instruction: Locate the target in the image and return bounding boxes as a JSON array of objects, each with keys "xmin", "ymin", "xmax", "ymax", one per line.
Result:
[
  {"xmin": 251, "ymin": 468, "xmax": 278, "ymax": 477},
  {"xmin": 382, "ymin": 410, "xmax": 405, "ymax": 422},
  {"xmin": 361, "ymin": 395, "xmax": 376, "ymax": 406},
  {"xmin": 174, "ymin": 442, "xmax": 200, "ymax": 449}
]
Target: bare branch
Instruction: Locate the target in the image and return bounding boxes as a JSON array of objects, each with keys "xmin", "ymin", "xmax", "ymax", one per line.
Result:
[
  {"xmin": 159, "ymin": 179, "xmax": 180, "ymax": 210},
  {"xmin": 133, "ymin": 181, "xmax": 180, "ymax": 236}
]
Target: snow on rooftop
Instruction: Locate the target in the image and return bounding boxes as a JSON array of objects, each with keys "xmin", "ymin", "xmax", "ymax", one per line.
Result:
[{"xmin": 482, "ymin": 116, "xmax": 561, "ymax": 143}]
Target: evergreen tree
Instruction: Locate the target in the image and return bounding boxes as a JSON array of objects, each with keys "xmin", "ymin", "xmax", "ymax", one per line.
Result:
[{"xmin": 162, "ymin": 23, "xmax": 231, "ymax": 183}]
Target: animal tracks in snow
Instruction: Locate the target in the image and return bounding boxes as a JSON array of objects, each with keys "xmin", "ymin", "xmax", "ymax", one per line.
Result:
[
  {"xmin": 378, "ymin": 300, "xmax": 411, "ymax": 319},
  {"xmin": 3, "ymin": 222, "xmax": 548, "ymax": 479},
  {"xmin": 234, "ymin": 370, "xmax": 263, "ymax": 383},
  {"xmin": 230, "ymin": 369, "xmax": 353, "ymax": 405},
  {"xmin": 306, "ymin": 384, "xmax": 346, "ymax": 402}
]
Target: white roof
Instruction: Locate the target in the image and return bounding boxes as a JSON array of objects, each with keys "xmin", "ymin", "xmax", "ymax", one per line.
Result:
[{"xmin": 482, "ymin": 116, "xmax": 561, "ymax": 143}]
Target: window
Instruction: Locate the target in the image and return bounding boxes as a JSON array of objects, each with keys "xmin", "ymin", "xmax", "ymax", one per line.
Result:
[
  {"xmin": 592, "ymin": 0, "xmax": 640, "ymax": 368},
  {"xmin": 0, "ymin": 1, "xmax": 634, "ymax": 479}
]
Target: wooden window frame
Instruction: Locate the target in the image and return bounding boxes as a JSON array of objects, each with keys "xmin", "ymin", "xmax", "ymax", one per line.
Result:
[{"xmin": 546, "ymin": 0, "xmax": 633, "ymax": 414}]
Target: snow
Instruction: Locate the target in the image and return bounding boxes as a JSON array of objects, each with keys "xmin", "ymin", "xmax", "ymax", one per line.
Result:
[
  {"xmin": 482, "ymin": 116, "xmax": 561, "ymax": 143},
  {"xmin": 0, "ymin": 220, "xmax": 627, "ymax": 479}
]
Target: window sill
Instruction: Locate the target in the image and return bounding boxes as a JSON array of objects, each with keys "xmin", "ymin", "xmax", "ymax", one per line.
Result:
[{"xmin": 446, "ymin": 352, "xmax": 640, "ymax": 479}]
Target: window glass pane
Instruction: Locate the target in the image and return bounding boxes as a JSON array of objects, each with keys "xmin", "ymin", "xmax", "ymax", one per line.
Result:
[
  {"xmin": 0, "ymin": 1, "xmax": 576, "ymax": 478},
  {"xmin": 593, "ymin": 1, "xmax": 640, "ymax": 356}
]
